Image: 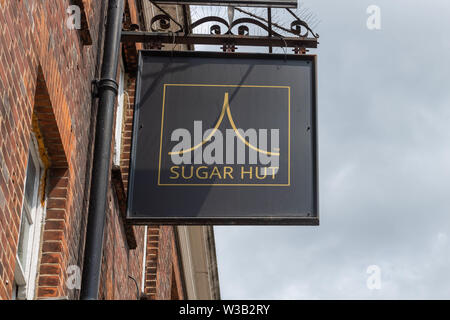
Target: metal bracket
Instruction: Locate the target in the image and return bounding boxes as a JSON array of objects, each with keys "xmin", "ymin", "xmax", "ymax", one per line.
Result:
[
  {"xmin": 221, "ymin": 44, "xmax": 237, "ymax": 52},
  {"xmin": 140, "ymin": 2, "xmax": 319, "ymax": 52},
  {"xmin": 92, "ymin": 78, "xmax": 119, "ymax": 98},
  {"xmin": 121, "ymin": 31, "xmax": 317, "ymax": 49}
]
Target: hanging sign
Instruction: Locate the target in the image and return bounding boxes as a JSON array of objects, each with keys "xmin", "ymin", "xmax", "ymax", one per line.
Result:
[{"xmin": 127, "ymin": 51, "xmax": 318, "ymax": 225}]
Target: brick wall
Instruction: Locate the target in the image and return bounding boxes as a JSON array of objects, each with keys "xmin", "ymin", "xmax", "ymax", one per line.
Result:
[
  {"xmin": 143, "ymin": 226, "xmax": 185, "ymax": 300},
  {"xmin": 144, "ymin": 226, "xmax": 160, "ymax": 299},
  {"xmin": 0, "ymin": 0, "xmax": 146, "ymax": 300}
]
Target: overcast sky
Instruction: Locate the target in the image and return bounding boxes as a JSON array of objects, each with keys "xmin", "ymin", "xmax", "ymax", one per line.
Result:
[{"xmin": 212, "ymin": 0, "xmax": 450, "ymax": 299}]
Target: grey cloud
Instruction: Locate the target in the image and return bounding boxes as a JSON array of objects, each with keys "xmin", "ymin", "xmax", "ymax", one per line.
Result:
[{"xmin": 214, "ymin": 0, "xmax": 450, "ymax": 299}]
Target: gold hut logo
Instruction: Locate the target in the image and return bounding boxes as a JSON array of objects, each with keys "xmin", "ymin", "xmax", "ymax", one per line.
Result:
[{"xmin": 157, "ymin": 84, "xmax": 291, "ymax": 186}]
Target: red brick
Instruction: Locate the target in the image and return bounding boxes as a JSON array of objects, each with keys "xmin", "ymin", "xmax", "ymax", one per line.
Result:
[
  {"xmin": 39, "ymin": 264, "xmax": 61, "ymax": 276},
  {"xmin": 0, "ymin": 0, "xmax": 183, "ymax": 301},
  {"xmin": 38, "ymin": 275, "xmax": 60, "ymax": 287},
  {"xmin": 37, "ymin": 287, "xmax": 58, "ymax": 298}
]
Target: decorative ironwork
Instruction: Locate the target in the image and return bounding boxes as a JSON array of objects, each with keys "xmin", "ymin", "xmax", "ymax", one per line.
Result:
[
  {"xmin": 190, "ymin": 16, "xmax": 285, "ymax": 37},
  {"xmin": 126, "ymin": 1, "xmax": 320, "ymax": 52},
  {"xmin": 233, "ymin": 7, "xmax": 319, "ymax": 38},
  {"xmin": 286, "ymin": 8, "xmax": 319, "ymax": 38},
  {"xmin": 149, "ymin": 2, "xmax": 184, "ymax": 33}
]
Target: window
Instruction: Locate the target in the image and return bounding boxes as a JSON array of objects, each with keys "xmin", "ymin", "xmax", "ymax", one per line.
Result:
[
  {"xmin": 13, "ymin": 137, "xmax": 45, "ymax": 300},
  {"xmin": 113, "ymin": 61, "xmax": 126, "ymax": 166}
]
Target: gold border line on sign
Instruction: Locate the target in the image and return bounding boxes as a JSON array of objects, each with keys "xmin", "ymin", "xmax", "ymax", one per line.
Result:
[
  {"xmin": 157, "ymin": 84, "xmax": 291, "ymax": 187},
  {"xmin": 168, "ymin": 92, "xmax": 280, "ymax": 156}
]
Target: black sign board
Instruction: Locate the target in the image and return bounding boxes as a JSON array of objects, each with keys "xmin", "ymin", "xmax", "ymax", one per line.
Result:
[
  {"xmin": 153, "ymin": 0, "xmax": 297, "ymax": 8},
  {"xmin": 127, "ymin": 51, "xmax": 318, "ymax": 225}
]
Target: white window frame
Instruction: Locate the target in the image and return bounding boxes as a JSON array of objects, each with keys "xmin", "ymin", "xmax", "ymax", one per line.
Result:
[
  {"xmin": 14, "ymin": 136, "xmax": 46, "ymax": 300},
  {"xmin": 113, "ymin": 60, "xmax": 126, "ymax": 166}
]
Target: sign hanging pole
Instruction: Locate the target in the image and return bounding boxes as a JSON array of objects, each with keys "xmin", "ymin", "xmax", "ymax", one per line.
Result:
[{"xmin": 121, "ymin": 31, "xmax": 318, "ymax": 49}]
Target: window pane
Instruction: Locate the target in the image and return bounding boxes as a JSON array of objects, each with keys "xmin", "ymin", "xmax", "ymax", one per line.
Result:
[
  {"xmin": 24, "ymin": 153, "xmax": 37, "ymax": 208},
  {"xmin": 114, "ymin": 66, "xmax": 125, "ymax": 166},
  {"xmin": 17, "ymin": 209, "xmax": 31, "ymax": 269}
]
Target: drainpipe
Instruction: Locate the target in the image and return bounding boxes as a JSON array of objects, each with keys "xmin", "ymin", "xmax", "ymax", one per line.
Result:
[{"xmin": 80, "ymin": 0, "xmax": 124, "ymax": 300}]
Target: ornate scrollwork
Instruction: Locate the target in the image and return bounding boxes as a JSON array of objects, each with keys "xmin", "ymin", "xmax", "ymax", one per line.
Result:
[
  {"xmin": 190, "ymin": 16, "xmax": 229, "ymax": 35},
  {"xmin": 148, "ymin": 1, "xmax": 184, "ymax": 33},
  {"xmin": 190, "ymin": 16, "xmax": 285, "ymax": 38},
  {"xmin": 229, "ymin": 17, "xmax": 283, "ymax": 37},
  {"xmin": 190, "ymin": 9, "xmax": 319, "ymax": 40},
  {"xmin": 146, "ymin": 0, "xmax": 319, "ymax": 44},
  {"xmin": 123, "ymin": 1, "xmax": 320, "ymax": 52},
  {"xmin": 290, "ymin": 20, "xmax": 319, "ymax": 38},
  {"xmin": 150, "ymin": 14, "xmax": 171, "ymax": 32},
  {"xmin": 210, "ymin": 25, "xmax": 221, "ymax": 35}
]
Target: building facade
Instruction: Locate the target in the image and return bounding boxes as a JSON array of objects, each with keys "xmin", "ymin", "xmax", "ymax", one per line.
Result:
[{"xmin": 0, "ymin": 0, "xmax": 219, "ymax": 300}]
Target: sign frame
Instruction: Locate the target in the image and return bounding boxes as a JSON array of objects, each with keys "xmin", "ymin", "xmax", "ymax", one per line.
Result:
[{"xmin": 127, "ymin": 50, "xmax": 318, "ymax": 225}]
